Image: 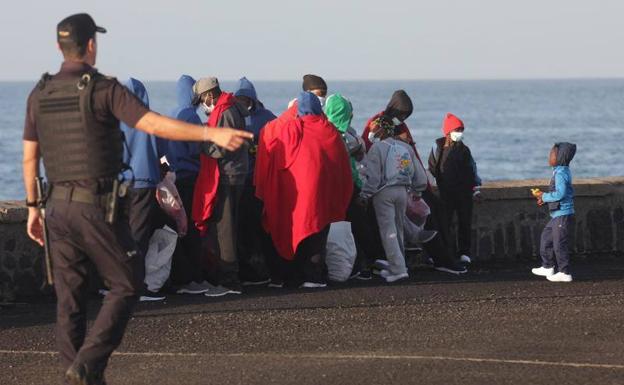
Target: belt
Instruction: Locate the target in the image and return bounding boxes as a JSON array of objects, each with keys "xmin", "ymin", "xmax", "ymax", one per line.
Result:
[{"xmin": 49, "ymin": 185, "xmax": 105, "ymax": 205}]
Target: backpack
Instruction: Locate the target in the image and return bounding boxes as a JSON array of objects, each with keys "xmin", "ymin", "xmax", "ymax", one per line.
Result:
[{"xmin": 383, "ymin": 140, "xmax": 414, "ymax": 182}]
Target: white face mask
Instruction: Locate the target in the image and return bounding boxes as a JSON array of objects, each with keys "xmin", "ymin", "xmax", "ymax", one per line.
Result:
[
  {"xmin": 392, "ymin": 117, "xmax": 402, "ymax": 126},
  {"xmin": 450, "ymin": 131, "xmax": 464, "ymax": 142},
  {"xmin": 202, "ymin": 101, "xmax": 215, "ymax": 115},
  {"xmin": 368, "ymin": 132, "xmax": 380, "ymax": 143},
  {"xmin": 317, "ymin": 96, "xmax": 326, "ymax": 107}
]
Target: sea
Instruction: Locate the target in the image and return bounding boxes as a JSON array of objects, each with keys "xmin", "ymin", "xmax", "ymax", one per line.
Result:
[{"xmin": 1, "ymin": 79, "xmax": 623, "ymax": 200}]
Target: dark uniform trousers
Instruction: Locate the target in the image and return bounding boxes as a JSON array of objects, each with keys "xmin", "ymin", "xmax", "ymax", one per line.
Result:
[{"xmin": 47, "ymin": 198, "xmax": 142, "ymax": 374}]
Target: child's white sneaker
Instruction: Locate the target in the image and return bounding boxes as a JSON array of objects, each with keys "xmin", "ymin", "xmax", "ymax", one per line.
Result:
[
  {"xmin": 459, "ymin": 254, "xmax": 472, "ymax": 264},
  {"xmin": 531, "ymin": 266, "xmax": 554, "ymax": 277},
  {"xmin": 380, "ymin": 270, "xmax": 409, "ymax": 283},
  {"xmin": 546, "ymin": 272, "xmax": 573, "ymax": 282}
]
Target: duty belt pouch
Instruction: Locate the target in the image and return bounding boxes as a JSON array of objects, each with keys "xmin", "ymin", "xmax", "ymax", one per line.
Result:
[{"xmin": 105, "ymin": 179, "xmax": 130, "ymax": 224}]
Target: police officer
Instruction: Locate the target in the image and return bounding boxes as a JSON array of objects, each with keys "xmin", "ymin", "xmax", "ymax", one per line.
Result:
[{"xmin": 22, "ymin": 13, "xmax": 252, "ymax": 385}]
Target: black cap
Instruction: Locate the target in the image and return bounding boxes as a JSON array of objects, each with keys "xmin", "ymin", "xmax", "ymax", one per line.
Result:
[
  {"xmin": 302, "ymin": 74, "xmax": 327, "ymax": 92},
  {"xmin": 57, "ymin": 13, "xmax": 106, "ymax": 44}
]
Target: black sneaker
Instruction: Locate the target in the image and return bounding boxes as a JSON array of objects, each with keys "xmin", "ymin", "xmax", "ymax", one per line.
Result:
[
  {"xmin": 221, "ymin": 281, "xmax": 243, "ymax": 295},
  {"xmin": 139, "ymin": 289, "xmax": 166, "ymax": 302},
  {"xmin": 356, "ymin": 270, "xmax": 373, "ymax": 280},
  {"xmin": 268, "ymin": 279, "xmax": 284, "ymax": 288},
  {"xmin": 434, "ymin": 264, "xmax": 468, "ymax": 275}
]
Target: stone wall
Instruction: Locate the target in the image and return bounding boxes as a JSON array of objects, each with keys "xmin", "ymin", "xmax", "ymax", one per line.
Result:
[
  {"xmin": 1, "ymin": 176, "xmax": 623, "ymax": 300},
  {"xmin": 0, "ymin": 201, "xmax": 44, "ymax": 301},
  {"xmin": 469, "ymin": 176, "xmax": 624, "ymax": 261}
]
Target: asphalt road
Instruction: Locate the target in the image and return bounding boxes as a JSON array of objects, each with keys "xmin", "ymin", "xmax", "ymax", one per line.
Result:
[{"xmin": 1, "ymin": 260, "xmax": 623, "ymax": 385}]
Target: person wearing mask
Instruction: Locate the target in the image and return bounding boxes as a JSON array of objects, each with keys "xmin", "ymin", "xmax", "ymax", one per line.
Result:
[
  {"xmin": 192, "ymin": 77, "xmax": 250, "ymax": 296},
  {"xmin": 428, "ymin": 113, "xmax": 482, "ymax": 265},
  {"xmin": 284, "ymin": 74, "xmax": 328, "ymax": 119},
  {"xmin": 255, "ymin": 92, "xmax": 352, "ymax": 288},
  {"xmin": 324, "ymin": 93, "xmax": 376, "ymax": 280},
  {"xmin": 362, "ymin": 91, "xmax": 466, "ymax": 275},
  {"xmin": 358, "ymin": 117, "xmax": 428, "ymax": 283},
  {"xmin": 166, "ymin": 75, "xmax": 214, "ymax": 295},
  {"xmin": 234, "ymin": 77, "xmax": 277, "ymax": 285}
]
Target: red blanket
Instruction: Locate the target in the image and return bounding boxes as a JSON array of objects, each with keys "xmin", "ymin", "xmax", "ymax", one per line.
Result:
[
  {"xmin": 191, "ymin": 92, "xmax": 236, "ymax": 235},
  {"xmin": 255, "ymin": 113, "xmax": 353, "ymax": 260}
]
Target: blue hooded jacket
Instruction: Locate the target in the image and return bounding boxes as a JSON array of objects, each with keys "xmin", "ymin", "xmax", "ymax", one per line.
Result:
[
  {"xmin": 234, "ymin": 77, "xmax": 276, "ymax": 178},
  {"xmin": 542, "ymin": 142, "xmax": 576, "ymax": 218},
  {"xmin": 166, "ymin": 75, "xmax": 202, "ymax": 181},
  {"xmin": 121, "ymin": 78, "xmax": 164, "ymax": 188},
  {"xmin": 297, "ymin": 91, "xmax": 323, "ymax": 116}
]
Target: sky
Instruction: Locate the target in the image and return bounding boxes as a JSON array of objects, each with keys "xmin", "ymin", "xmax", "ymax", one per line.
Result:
[{"xmin": 1, "ymin": 0, "xmax": 623, "ymax": 81}]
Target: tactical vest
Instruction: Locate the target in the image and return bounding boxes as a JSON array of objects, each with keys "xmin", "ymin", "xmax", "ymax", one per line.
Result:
[{"xmin": 33, "ymin": 70, "xmax": 124, "ymax": 183}]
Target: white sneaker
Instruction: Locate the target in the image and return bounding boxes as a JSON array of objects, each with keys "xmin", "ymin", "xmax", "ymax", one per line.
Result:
[
  {"xmin": 300, "ymin": 282, "xmax": 327, "ymax": 289},
  {"xmin": 546, "ymin": 272, "xmax": 573, "ymax": 282},
  {"xmin": 531, "ymin": 266, "xmax": 555, "ymax": 277},
  {"xmin": 380, "ymin": 270, "xmax": 409, "ymax": 283},
  {"xmin": 459, "ymin": 255, "xmax": 472, "ymax": 264}
]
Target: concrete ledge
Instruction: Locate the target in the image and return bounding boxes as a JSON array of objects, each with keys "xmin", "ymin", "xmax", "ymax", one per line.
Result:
[{"xmin": 0, "ymin": 176, "xmax": 622, "ymax": 300}]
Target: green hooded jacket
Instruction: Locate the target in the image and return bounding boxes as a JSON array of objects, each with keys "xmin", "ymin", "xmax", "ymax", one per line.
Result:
[{"xmin": 325, "ymin": 94, "xmax": 362, "ymax": 188}]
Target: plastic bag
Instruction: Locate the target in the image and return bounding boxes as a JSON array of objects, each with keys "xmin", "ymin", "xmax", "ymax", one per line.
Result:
[
  {"xmin": 326, "ymin": 221, "xmax": 357, "ymax": 282},
  {"xmin": 156, "ymin": 172, "xmax": 188, "ymax": 236},
  {"xmin": 406, "ymin": 193, "xmax": 430, "ymax": 227},
  {"xmin": 144, "ymin": 225, "xmax": 177, "ymax": 292}
]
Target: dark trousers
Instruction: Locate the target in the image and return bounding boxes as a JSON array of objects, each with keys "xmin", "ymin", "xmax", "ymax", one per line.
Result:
[
  {"xmin": 46, "ymin": 199, "xmax": 141, "ymax": 375},
  {"xmin": 540, "ymin": 215, "xmax": 574, "ymax": 274},
  {"xmin": 126, "ymin": 187, "xmax": 158, "ymax": 281},
  {"xmin": 421, "ymin": 189, "xmax": 456, "ymax": 267},
  {"xmin": 295, "ymin": 226, "xmax": 330, "ymax": 284},
  {"xmin": 237, "ymin": 180, "xmax": 269, "ymax": 280},
  {"xmin": 169, "ymin": 177, "xmax": 205, "ymax": 285},
  {"xmin": 441, "ymin": 191, "xmax": 473, "ymax": 256},
  {"xmin": 208, "ymin": 183, "xmax": 243, "ymax": 286},
  {"xmin": 347, "ymin": 186, "xmax": 377, "ymax": 272}
]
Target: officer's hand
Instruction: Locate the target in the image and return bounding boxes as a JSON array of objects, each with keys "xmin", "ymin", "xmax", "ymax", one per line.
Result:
[
  {"xmin": 209, "ymin": 128, "xmax": 254, "ymax": 151},
  {"xmin": 27, "ymin": 208, "xmax": 44, "ymax": 246}
]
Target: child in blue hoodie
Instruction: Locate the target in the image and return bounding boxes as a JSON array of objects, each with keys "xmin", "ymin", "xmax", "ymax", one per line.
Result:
[{"xmin": 531, "ymin": 142, "xmax": 577, "ymax": 282}]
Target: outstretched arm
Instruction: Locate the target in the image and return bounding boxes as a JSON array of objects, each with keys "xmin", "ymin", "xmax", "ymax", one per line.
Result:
[{"xmin": 134, "ymin": 112, "xmax": 253, "ymax": 151}]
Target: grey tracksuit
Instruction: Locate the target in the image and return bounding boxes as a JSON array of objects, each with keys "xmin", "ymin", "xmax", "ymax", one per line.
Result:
[{"xmin": 361, "ymin": 138, "xmax": 427, "ymax": 275}]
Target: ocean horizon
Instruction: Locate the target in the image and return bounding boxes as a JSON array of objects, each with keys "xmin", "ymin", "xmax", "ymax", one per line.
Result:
[{"xmin": 2, "ymin": 78, "xmax": 623, "ymax": 200}]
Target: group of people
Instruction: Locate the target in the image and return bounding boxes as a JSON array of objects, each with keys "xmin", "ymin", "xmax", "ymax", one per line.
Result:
[
  {"xmin": 23, "ymin": 14, "xmax": 578, "ymax": 384},
  {"xmin": 119, "ymin": 72, "xmax": 490, "ymax": 300}
]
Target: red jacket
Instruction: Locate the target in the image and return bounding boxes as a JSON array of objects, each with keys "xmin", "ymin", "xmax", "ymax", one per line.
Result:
[
  {"xmin": 191, "ymin": 92, "xmax": 237, "ymax": 235},
  {"xmin": 255, "ymin": 112, "xmax": 353, "ymax": 260}
]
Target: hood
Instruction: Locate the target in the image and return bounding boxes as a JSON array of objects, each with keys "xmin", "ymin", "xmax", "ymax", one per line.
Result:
[
  {"xmin": 297, "ymin": 91, "xmax": 322, "ymax": 116},
  {"xmin": 324, "ymin": 94, "xmax": 352, "ymax": 133},
  {"xmin": 554, "ymin": 142, "xmax": 577, "ymax": 166},
  {"xmin": 442, "ymin": 113, "xmax": 464, "ymax": 136},
  {"xmin": 176, "ymin": 75, "xmax": 196, "ymax": 108},
  {"xmin": 384, "ymin": 90, "xmax": 413, "ymax": 121},
  {"xmin": 234, "ymin": 76, "xmax": 258, "ymax": 101},
  {"xmin": 126, "ymin": 78, "xmax": 149, "ymax": 107}
]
